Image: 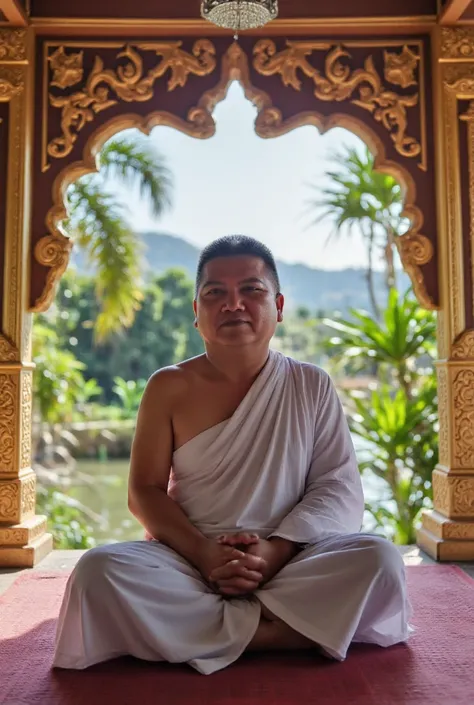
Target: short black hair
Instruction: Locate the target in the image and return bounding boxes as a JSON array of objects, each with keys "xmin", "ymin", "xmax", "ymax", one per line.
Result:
[{"xmin": 195, "ymin": 235, "xmax": 281, "ymax": 295}]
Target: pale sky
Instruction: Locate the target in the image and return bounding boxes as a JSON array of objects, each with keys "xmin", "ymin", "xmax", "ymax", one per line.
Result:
[{"xmin": 110, "ymin": 81, "xmax": 378, "ymax": 271}]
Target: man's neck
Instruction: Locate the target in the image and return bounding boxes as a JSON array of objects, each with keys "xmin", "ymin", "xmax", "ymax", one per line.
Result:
[{"xmin": 204, "ymin": 345, "xmax": 270, "ymax": 384}]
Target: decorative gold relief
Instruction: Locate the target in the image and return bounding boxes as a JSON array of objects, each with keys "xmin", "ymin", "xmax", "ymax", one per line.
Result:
[
  {"xmin": 46, "ymin": 40, "xmax": 216, "ymax": 161},
  {"xmin": 0, "ymin": 66, "xmax": 24, "ymax": 100},
  {"xmin": 253, "ymin": 40, "xmax": 422, "ymax": 163},
  {"xmin": 49, "ymin": 46, "xmax": 84, "ymax": 89},
  {"xmin": 32, "ymin": 233, "xmax": 73, "ymax": 311},
  {"xmin": 20, "ymin": 373, "xmax": 32, "ymax": 470},
  {"xmin": 0, "ymin": 481, "xmax": 19, "ymax": 522},
  {"xmin": 452, "ymin": 331, "xmax": 474, "ymax": 360},
  {"xmin": 436, "ymin": 366, "xmax": 449, "ymax": 467},
  {"xmin": 453, "ymin": 478, "xmax": 474, "ymax": 517},
  {"xmin": 396, "ymin": 232, "xmax": 435, "ymax": 310},
  {"xmin": 0, "ymin": 335, "xmax": 19, "ymax": 362},
  {"xmin": 384, "ymin": 46, "xmax": 418, "ymax": 89},
  {"xmin": 433, "ymin": 469, "xmax": 449, "ymax": 516},
  {"xmin": 453, "ymin": 368, "xmax": 474, "ymax": 469},
  {"xmin": 0, "ymin": 374, "xmax": 17, "ymax": 476},
  {"xmin": 20, "ymin": 474, "xmax": 36, "ymax": 519},
  {"xmin": 441, "ymin": 27, "xmax": 474, "ymax": 60},
  {"xmin": 0, "ymin": 29, "xmax": 27, "ymax": 62}
]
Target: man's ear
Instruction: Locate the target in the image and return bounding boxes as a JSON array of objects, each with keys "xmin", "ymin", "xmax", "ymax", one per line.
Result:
[{"xmin": 276, "ymin": 293, "xmax": 284, "ymax": 321}]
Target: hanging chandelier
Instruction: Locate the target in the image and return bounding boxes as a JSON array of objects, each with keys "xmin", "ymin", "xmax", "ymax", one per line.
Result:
[{"xmin": 201, "ymin": 1, "xmax": 279, "ymax": 31}]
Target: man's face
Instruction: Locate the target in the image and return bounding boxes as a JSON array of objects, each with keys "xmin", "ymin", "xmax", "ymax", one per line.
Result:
[{"xmin": 194, "ymin": 255, "xmax": 284, "ymax": 348}]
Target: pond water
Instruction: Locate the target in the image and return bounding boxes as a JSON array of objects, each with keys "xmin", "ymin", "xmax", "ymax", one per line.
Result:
[{"xmin": 71, "ymin": 455, "xmax": 387, "ymax": 544}]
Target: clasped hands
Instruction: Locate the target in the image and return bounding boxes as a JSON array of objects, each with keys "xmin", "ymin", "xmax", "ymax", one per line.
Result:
[{"xmin": 196, "ymin": 533, "xmax": 296, "ymax": 598}]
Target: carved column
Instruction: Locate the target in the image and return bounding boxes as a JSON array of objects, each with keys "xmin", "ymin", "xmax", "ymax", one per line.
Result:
[
  {"xmin": 0, "ymin": 29, "xmax": 52, "ymax": 567},
  {"xmin": 417, "ymin": 27, "xmax": 474, "ymax": 560}
]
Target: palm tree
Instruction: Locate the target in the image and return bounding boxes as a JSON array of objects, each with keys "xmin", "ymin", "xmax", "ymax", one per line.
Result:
[
  {"xmin": 306, "ymin": 145, "xmax": 405, "ymax": 319},
  {"xmin": 65, "ymin": 135, "xmax": 173, "ymax": 341}
]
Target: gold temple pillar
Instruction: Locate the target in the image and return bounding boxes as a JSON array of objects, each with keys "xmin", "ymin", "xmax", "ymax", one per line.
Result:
[
  {"xmin": 418, "ymin": 27, "xmax": 474, "ymax": 560},
  {"xmin": 0, "ymin": 28, "xmax": 52, "ymax": 567}
]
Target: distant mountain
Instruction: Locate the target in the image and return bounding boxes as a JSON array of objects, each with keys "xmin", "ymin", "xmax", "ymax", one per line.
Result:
[{"xmin": 72, "ymin": 231, "xmax": 411, "ymax": 313}]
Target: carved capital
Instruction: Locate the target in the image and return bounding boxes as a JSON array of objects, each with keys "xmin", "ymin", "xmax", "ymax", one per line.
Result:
[
  {"xmin": 0, "ymin": 334, "xmax": 19, "ymax": 362},
  {"xmin": 441, "ymin": 27, "xmax": 474, "ymax": 60},
  {"xmin": 433, "ymin": 469, "xmax": 474, "ymax": 519},
  {"xmin": 0, "ymin": 29, "xmax": 27, "ymax": 63},
  {"xmin": 452, "ymin": 331, "xmax": 474, "ymax": 360}
]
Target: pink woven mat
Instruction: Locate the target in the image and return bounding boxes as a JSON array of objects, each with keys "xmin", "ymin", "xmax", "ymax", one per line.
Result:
[{"xmin": 1, "ymin": 565, "xmax": 473, "ymax": 705}]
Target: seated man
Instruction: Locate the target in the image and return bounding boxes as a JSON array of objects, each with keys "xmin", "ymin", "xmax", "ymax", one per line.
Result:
[{"xmin": 54, "ymin": 235, "xmax": 411, "ymax": 674}]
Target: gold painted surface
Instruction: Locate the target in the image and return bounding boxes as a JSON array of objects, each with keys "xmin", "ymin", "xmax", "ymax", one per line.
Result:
[
  {"xmin": 441, "ymin": 26, "xmax": 474, "ymax": 60},
  {"xmin": 44, "ymin": 40, "xmax": 216, "ymax": 165},
  {"xmin": 253, "ymin": 40, "xmax": 424, "ymax": 167},
  {"xmin": 0, "ymin": 515, "xmax": 47, "ymax": 546},
  {"xmin": 0, "ymin": 372, "xmax": 17, "ymax": 476},
  {"xmin": 436, "ymin": 365, "xmax": 450, "ymax": 466},
  {"xmin": 34, "ymin": 41, "xmax": 435, "ymax": 313},
  {"xmin": 433, "ymin": 468, "xmax": 474, "ymax": 518},
  {"xmin": 452, "ymin": 330, "xmax": 474, "ymax": 358},
  {"xmin": 459, "ymin": 102, "xmax": 474, "ymax": 322},
  {"xmin": 30, "ymin": 16, "xmax": 438, "ymax": 38},
  {"xmin": 0, "ymin": 28, "xmax": 26, "ymax": 62},
  {"xmin": 452, "ymin": 367, "xmax": 474, "ymax": 470}
]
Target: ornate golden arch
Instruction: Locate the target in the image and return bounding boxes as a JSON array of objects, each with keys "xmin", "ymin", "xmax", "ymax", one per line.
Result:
[{"xmin": 31, "ymin": 40, "xmax": 436, "ymax": 313}]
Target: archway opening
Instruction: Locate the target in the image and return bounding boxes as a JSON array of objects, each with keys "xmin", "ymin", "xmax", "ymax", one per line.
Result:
[{"xmin": 33, "ymin": 79, "xmax": 437, "ymax": 549}]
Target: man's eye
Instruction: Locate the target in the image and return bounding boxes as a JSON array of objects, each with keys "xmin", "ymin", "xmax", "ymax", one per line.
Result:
[
  {"xmin": 243, "ymin": 287, "xmax": 263, "ymax": 293},
  {"xmin": 206, "ymin": 289, "xmax": 223, "ymax": 296}
]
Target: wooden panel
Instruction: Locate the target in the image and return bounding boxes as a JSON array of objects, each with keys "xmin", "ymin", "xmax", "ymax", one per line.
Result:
[
  {"xmin": 0, "ymin": 103, "xmax": 9, "ymax": 331},
  {"xmin": 30, "ymin": 0, "xmax": 438, "ymax": 21},
  {"xmin": 461, "ymin": 2, "xmax": 474, "ymax": 19}
]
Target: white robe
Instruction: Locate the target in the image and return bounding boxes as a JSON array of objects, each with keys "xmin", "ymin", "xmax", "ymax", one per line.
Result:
[{"xmin": 54, "ymin": 350, "xmax": 411, "ymax": 674}]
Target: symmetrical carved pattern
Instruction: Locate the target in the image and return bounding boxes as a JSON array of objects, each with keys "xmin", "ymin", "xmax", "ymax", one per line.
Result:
[
  {"xmin": 0, "ymin": 29, "xmax": 27, "ymax": 62},
  {"xmin": 0, "ymin": 374, "xmax": 17, "ymax": 476},
  {"xmin": 441, "ymin": 27, "xmax": 474, "ymax": 60},
  {"xmin": 436, "ymin": 366, "xmax": 449, "ymax": 467},
  {"xmin": 453, "ymin": 478, "xmax": 474, "ymax": 517},
  {"xmin": 444, "ymin": 523, "xmax": 474, "ymax": 540},
  {"xmin": 47, "ymin": 41, "xmax": 217, "ymax": 161},
  {"xmin": 396, "ymin": 233, "xmax": 434, "ymax": 310},
  {"xmin": 452, "ymin": 331, "xmax": 474, "ymax": 360},
  {"xmin": 253, "ymin": 41, "xmax": 422, "ymax": 163},
  {"xmin": 0, "ymin": 482, "xmax": 19, "ymax": 522},
  {"xmin": 20, "ymin": 373, "xmax": 32, "ymax": 470},
  {"xmin": 452, "ymin": 369, "xmax": 474, "ymax": 469},
  {"xmin": 20, "ymin": 475, "xmax": 36, "ymax": 518}
]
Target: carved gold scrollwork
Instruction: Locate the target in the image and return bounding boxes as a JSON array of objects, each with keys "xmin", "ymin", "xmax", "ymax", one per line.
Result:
[
  {"xmin": 441, "ymin": 27, "xmax": 474, "ymax": 60},
  {"xmin": 0, "ymin": 374, "xmax": 17, "ymax": 475},
  {"xmin": 253, "ymin": 40, "xmax": 422, "ymax": 164},
  {"xmin": 33, "ymin": 233, "xmax": 73, "ymax": 311},
  {"xmin": 453, "ymin": 368, "xmax": 474, "ymax": 469},
  {"xmin": 20, "ymin": 373, "xmax": 32, "ymax": 470},
  {"xmin": 452, "ymin": 331, "xmax": 474, "ymax": 360},
  {"xmin": 46, "ymin": 40, "xmax": 217, "ymax": 161},
  {"xmin": 436, "ymin": 366, "xmax": 449, "ymax": 467},
  {"xmin": 0, "ymin": 30, "xmax": 27, "ymax": 63},
  {"xmin": 395, "ymin": 232, "xmax": 434, "ymax": 310},
  {"xmin": 0, "ymin": 66, "xmax": 24, "ymax": 100},
  {"xmin": 0, "ymin": 335, "xmax": 19, "ymax": 362},
  {"xmin": 0, "ymin": 482, "xmax": 19, "ymax": 522}
]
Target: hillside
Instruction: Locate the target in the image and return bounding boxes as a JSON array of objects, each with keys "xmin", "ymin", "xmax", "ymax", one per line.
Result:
[{"xmin": 72, "ymin": 231, "xmax": 410, "ymax": 313}]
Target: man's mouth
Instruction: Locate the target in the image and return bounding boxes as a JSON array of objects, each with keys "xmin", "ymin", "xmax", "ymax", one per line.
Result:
[{"xmin": 220, "ymin": 320, "xmax": 250, "ymax": 327}]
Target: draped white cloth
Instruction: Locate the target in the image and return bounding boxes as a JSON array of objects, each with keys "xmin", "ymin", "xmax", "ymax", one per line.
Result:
[{"xmin": 54, "ymin": 350, "xmax": 411, "ymax": 673}]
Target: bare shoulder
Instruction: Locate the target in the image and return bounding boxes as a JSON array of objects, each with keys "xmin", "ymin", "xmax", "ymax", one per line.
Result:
[{"xmin": 144, "ymin": 355, "xmax": 207, "ymax": 406}]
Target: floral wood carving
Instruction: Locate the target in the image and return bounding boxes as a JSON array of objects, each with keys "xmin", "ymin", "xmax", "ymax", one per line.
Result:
[
  {"xmin": 441, "ymin": 27, "xmax": 474, "ymax": 60},
  {"xmin": 0, "ymin": 374, "xmax": 17, "ymax": 476},
  {"xmin": 0, "ymin": 335, "xmax": 19, "ymax": 362},
  {"xmin": 453, "ymin": 368, "xmax": 474, "ymax": 469},
  {"xmin": 47, "ymin": 40, "xmax": 216, "ymax": 161},
  {"xmin": 452, "ymin": 331, "xmax": 474, "ymax": 360},
  {"xmin": 253, "ymin": 41, "xmax": 422, "ymax": 165},
  {"xmin": 0, "ymin": 66, "xmax": 24, "ymax": 100},
  {"xmin": 20, "ymin": 474, "xmax": 36, "ymax": 518},
  {"xmin": 0, "ymin": 481, "xmax": 19, "ymax": 522},
  {"xmin": 0, "ymin": 29, "xmax": 27, "ymax": 62},
  {"xmin": 33, "ymin": 233, "xmax": 73, "ymax": 311},
  {"xmin": 20, "ymin": 373, "xmax": 32, "ymax": 470},
  {"xmin": 433, "ymin": 470, "xmax": 449, "ymax": 516},
  {"xmin": 437, "ymin": 366, "xmax": 449, "ymax": 467},
  {"xmin": 49, "ymin": 47, "xmax": 84, "ymax": 89},
  {"xmin": 396, "ymin": 233, "xmax": 434, "ymax": 310}
]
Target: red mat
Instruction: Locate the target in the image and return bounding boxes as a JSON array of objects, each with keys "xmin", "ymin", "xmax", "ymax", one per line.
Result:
[{"xmin": 1, "ymin": 566, "xmax": 474, "ymax": 705}]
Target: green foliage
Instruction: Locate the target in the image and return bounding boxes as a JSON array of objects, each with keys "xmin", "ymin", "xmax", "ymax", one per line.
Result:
[
  {"xmin": 33, "ymin": 320, "xmax": 101, "ymax": 424},
  {"xmin": 113, "ymin": 377, "xmax": 147, "ymax": 418},
  {"xmin": 65, "ymin": 134, "xmax": 173, "ymax": 340},
  {"xmin": 36, "ymin": 486, "xmax": 96, "ymax": 550},
  {"xmin": 323, "ymin": 290, "xmax": 438, "ymax": 544}
]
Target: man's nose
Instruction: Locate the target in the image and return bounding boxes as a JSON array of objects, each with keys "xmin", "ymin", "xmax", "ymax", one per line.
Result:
[{"xmin": 222, "ymin": 291, "xmax": 245, "ymax": 311}]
